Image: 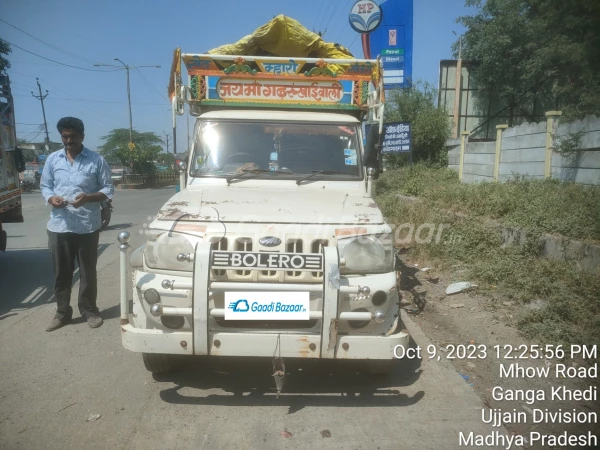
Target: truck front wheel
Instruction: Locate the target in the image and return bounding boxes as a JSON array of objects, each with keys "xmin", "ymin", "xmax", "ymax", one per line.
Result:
[{"xmin": 142, "ymin": 353, "xmax": 176, "ymax": 373}]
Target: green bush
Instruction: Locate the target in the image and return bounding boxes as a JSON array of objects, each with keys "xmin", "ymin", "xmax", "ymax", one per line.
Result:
[{"xmin": 380, "ymin": 81, "xmax": 452, "ymax": 168}]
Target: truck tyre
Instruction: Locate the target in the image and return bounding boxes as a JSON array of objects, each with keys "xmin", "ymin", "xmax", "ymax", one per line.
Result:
[{"xmin": 142, "ymin": 353, "xmax": 176, "ymax": 373}]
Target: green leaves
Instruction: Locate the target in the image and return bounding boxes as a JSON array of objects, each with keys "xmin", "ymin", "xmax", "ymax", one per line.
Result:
[
  {"xmin": 0, "ymin": 38, "xmax": 11, "ymax": 73},
  {"xmin": 98, "ymin": 128, "xmax": 163, "ymax": 175},
  {"xmin": 455, "ymin": 0, "xmax": 600, "ymax": 121},
  {"xmin": 383, "ymin": 81, "xmax": 451, "ymax": 168}
]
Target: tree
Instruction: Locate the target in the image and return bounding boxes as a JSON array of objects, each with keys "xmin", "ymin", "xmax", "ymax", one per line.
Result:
[
  {"xmin": 455, "ymin": 0, "xmax": 600, "ymax": 122},
  {"xmin": 382, "ymin": 81, "xmax": 451, "ymax": 168},
  {"xmin": 98, "ymin": 129, "xmax": 162, "ymax": 174},
  {"xmin": 0, "ymin": 38, "xmax": 11, "ymax": 73}
]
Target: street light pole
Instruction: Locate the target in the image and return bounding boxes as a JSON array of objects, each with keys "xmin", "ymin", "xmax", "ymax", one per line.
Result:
[
  {"xmin": 94, "ymin": 59, "xmax": 161, "ymax": 172},
  {"xmin": 114, "ymin": 58, "xmax": 133, "ymax": 145}
]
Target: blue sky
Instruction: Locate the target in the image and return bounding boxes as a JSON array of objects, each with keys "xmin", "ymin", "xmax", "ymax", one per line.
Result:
[{"xmin": 1, "ymin": 0, "xmax": 475, "ymax": 154}]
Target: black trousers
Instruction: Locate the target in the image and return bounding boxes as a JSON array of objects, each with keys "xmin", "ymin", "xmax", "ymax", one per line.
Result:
[{"xmin": 47, "ymin": 230, "xmax": 100, "ymax": 319}]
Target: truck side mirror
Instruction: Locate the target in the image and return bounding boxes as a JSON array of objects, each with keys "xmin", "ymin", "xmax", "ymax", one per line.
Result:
[
  {"xmin": 363, "ymin": 125, "xmax": 381, "ymax": 177},
  {"xmin": 174, "ymin": 152, "xmax": 189, "ymax": 173}
]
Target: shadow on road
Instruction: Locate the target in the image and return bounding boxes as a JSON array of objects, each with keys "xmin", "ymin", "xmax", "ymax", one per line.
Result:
[
  {"xmin": 69, "ymin": 303, "xmax": 121, "ymax": 324},
  {"xmin": 102, "ymin": 222, "xmax": 133, "ymax": 232},
  {"xmin": 0, "ymin": 243, "xmax": 110, "ymax": 318},
  {"xmin": 154, "ymin": 335, "xmax": 424, "ymax": 413}
]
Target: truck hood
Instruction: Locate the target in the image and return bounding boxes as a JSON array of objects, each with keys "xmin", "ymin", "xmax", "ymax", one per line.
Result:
[{"xmin": 156, "ymin": 188, "xmax": 383, "ymax": 225}]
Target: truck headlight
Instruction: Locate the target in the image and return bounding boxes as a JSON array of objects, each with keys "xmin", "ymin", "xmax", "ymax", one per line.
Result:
[
  {"xmin": 337, "ymin": 234, "xmax": 394, "ymax": 274},
  {"xmin": 144, "ymin": 231, "xmax": 194, "ymax": 271}
]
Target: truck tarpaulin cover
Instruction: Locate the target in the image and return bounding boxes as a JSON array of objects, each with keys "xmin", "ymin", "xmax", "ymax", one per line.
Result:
[
  {"xmin": 168, "ymin": 15, "xmax": 366, "ymax": 102},
  {"xmin": 206, "ymin": 15, "xmax": 354, "ymax": 62}
]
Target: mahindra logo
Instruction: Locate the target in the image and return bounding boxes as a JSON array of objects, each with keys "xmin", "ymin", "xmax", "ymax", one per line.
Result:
[{"xmin": 259, "ymin": 236, "xmax": 281, "ymax": 247}]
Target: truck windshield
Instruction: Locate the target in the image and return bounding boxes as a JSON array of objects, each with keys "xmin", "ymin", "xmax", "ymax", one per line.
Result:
[{"xmin": 190, "ymin": 121, "xmax": 362, "ymax": 180}]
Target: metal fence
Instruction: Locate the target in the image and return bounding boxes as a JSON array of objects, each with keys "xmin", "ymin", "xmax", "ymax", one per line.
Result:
[{"xmin": 122, "ymin": 172, "xmax": 178, "ymax": 188}]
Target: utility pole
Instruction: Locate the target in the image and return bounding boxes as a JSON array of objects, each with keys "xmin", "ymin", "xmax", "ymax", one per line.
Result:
[
  {"xmin": 187, "ymin": 115, "xmax": 190, "ymax": 152},
  {"xmin": 31, "ymin": 78, "xmax": 50, "ymax": 154},
  {"xmin": 163, "ymin": 131, "xmax": 171, "ymax": 154},
  {"xmin": 452, "ymin": 31, "xmax": 463, "ymax": 139},
  {"xmin": 94, "ymin": 59, "xmax": 161, "ymax": 170}
]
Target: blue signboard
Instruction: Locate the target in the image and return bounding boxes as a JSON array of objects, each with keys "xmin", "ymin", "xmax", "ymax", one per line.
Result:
[
  {"xmin": 381, "ymin": 122, "xmax": 411, "ymax": 153},
  {"xmin": 366, "ymin": 0, "xmax": 413, "ymax": 89}
]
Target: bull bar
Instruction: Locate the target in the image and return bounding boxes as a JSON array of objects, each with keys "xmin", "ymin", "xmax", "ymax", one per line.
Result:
[{"xmin": 118, "ymin": 232, "xmax": 410, "ymax": 360}]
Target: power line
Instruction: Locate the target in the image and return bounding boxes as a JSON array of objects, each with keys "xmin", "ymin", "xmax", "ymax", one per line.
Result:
[
  {"xmin": 1, "ymin": 39, "xmax": 122, "ymax": 72},
  {"xmin": 314, "ymin": 0, "xmax": 328, "ymax": 32},
  {"xmin": 134, "ymin": 68, "xmax": 169, "ymax": 102},
  {"xmin": 334, "ymin": 0, "xmax": 356, "ymax": 43},
  {"xmin": 0, "ymin": 18, "xmax": 106, "ymax": 65},
  {"xmin": 7, "ymin": 59, "xmax": 81, "ymax": 68},
  {"xmin": 348, "ymin": 33, "xmax": 360, "ymax": 55},
  {"xmin": 328, "ymin": 0, "xmax": 348, "ymax": 42},
  {"xmin": 132, "ymin": 69, "xmax": 170, "ymax": 118},
  {"xmin": 8, "ymin": 87, "xmax": 33, "ymax": 95},
  {"xmin": 10, "ymin": 81, "xmax": 36, "ymax": 89},
  {"xmin": 39, "ymin": 78, "xmax": 124, "ymax": 124},
  {"xmin": 47, "ymin": 97, "xmax": 118, "ymax": 128},
  {"xmin": 327, "ymin": 0, "xmax": 348, "ymax": 39},
  {"xmin": 317, "ymin": 0, "xmax": 333, "ymax": 33},
  {"xmin": 20, "ymin": 131, "xmax": 43, "ymax": 142},
  {"xmin": 48, "ymin": 97, "xmax": 167, "ymax": 105},
  {"xmin": 4, "ymin": 69, "xmax": 38, "ymax": 79},
  {"xmin": 13, "ymin": 90, "xmax": 119, "ymax": 125},
  {"xmin": 318, "ymin": 0, "xmax": 340, "ymax": 36}
]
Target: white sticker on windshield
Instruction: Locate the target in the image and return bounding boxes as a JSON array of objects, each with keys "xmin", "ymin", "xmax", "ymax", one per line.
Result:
[
  {"xmin": 344, "ymin": 149, "xmax": 357, "ymax": 157},
  {"xmin": 345, "ymin": 156, "xmax": 357, "ymax": 166}
]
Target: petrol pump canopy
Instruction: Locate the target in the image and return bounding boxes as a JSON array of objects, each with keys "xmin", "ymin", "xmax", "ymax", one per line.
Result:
[{"xmin": 168, "ymin": 15, "xmax": 384, "ymax": 117}]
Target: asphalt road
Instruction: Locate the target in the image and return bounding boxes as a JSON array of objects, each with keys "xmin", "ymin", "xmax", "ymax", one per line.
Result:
[{"xmin": 0, "ymin": 188, "xmax": 512, "ymax": 450}]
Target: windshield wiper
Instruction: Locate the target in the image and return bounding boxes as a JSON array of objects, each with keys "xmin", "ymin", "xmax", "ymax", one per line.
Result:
[
  {"xmin": 226, "ymin": 169, "xmax": 292, "ymax": 185},
  {"xmin": 296, "ymin": 170, "xmax": 355, "ymax": 185}
]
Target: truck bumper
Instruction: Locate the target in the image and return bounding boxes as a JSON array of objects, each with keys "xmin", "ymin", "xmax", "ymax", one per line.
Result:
[
  {"xmin": 121, "ymin": 321, "xmax": 409, "ymax": 360},
  {"xmin": 119, "ymin": 240, "xmax": 409, "ymax": 361}
]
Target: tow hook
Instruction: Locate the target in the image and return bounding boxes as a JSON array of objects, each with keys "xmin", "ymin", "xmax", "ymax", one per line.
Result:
[
  {"xmin": 272, "ymin": 357, "xmax": 285, "ymax": 399},
  {"xmin": 272, "ymin": 335, "xmax": 285, "ymax": 398}
]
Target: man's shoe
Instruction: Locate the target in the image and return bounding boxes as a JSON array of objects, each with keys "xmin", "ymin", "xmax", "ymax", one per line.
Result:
[
  {"xmin": 87, "ymin": 315, "xmax": 103, "ymax": 328},
  {"xmin": 46, "ymin": 316, "xmax": 70, "ymax": 332}
]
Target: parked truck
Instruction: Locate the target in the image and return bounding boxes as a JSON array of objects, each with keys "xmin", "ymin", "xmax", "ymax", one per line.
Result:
[
  {"xmin": 117, "ymin": 16, "xmax": 409, "ymax": 389},
  {"xmin": 0, "ymin": 74, "xmax": 24, "ymax": 252}
]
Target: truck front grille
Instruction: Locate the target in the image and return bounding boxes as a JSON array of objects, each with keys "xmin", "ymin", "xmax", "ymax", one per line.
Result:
[{"xmin": 209, "ymin": 235, "xmax": 329, "ymax": 283}]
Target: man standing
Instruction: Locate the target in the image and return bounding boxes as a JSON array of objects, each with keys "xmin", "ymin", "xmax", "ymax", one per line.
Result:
[{"xmin": 41, "ymin": 117, "xmax": 114, "ymax": 331}]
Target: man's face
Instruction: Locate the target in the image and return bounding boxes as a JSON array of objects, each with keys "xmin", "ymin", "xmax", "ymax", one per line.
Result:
[{"xmin": 61, "ymin": 128, "xmax": 84, "ymax": 151}]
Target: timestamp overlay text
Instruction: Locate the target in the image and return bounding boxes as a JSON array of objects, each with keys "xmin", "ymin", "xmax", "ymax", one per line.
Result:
[{"xmin": 394, "ymin": 344, "xmax": 598, "ymax": 449}]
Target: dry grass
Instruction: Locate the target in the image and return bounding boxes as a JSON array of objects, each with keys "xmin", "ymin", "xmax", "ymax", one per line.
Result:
[{"xmin": 374, "ymin": 165, "xmax": 600, "ymax": 357}]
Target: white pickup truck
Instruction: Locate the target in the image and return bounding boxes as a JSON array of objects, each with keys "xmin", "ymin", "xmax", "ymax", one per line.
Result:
[{"xmin": 117, "ymin": 51, "xmax": 409, "ymax": 391}]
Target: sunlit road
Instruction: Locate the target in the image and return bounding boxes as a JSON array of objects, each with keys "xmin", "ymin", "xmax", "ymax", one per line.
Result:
[{"xmin": 0, "ymin": 188, "xmax": 508, "ymax": 450}]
